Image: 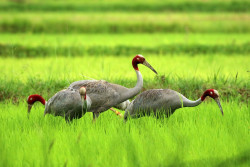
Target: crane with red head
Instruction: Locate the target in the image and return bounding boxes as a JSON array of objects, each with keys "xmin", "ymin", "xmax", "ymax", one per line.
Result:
[
  {"xmin": 124, "ymin": 88, "xmax": 224, "ymax": 121},
  {"xmin": 68, "ymin": 54, "xmax": 158, "ymax": 121},
  {"xmin": 27, "ymin": 87, "xmax": 91, "ymax": 121}
]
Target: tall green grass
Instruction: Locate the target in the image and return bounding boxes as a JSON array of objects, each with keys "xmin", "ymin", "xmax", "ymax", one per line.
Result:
[
  {"xmin": 0, "ymin": 0, "xmax": 249, "ymax": 166},
  {"xmin": 0, "ymin": 0, "xmax": 249, "ymax": 12},
  {"xmin": 0, "ymin": 55, "xmax": 248, "ymax": 102},
  {"xmin": 0, "ymin": 100, "xmax": 249, "ymax": 166}
]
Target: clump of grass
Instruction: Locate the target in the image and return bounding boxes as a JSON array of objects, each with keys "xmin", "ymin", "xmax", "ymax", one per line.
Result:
[
  {"xmin": 0, "ymin": 18, "xmax": 249, "ymax": 33},
  {"xmin": 0, "ymin": 100, "xmax": 249, "ymax": 166},
  {"xmin": 0, "ymin": 43, "xmax": 249, "ymax": 57},
  {"xmin": 0, "ymin": 1, "xmax": 249, "ymax": 12}
]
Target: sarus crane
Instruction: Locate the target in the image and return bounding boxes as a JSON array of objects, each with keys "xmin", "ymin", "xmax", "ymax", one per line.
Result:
[
  {"xmin": 27, "ymin": 87, "xmax": 91, "ymax": 121},
  {"xmin": 68, "ymin": 54, "xmax": 158, "ymax": 121},
  {"xmin": 124, "ymin": 89, "xmax": 224, "ymax": 121}
]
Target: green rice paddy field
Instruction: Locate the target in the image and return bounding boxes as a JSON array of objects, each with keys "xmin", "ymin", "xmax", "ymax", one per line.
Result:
[{"xmin": 0, "ymin": 0, "xmax": 249, "ymax": 166}]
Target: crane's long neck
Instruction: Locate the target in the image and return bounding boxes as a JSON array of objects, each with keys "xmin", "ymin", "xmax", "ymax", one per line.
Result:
[
  {"xmin": 183, "ymin": 98, "xmax": 202, "ymax": 107},
  {"xmin": 182, "ymin": 90, "xmax": 213, "ymax": 107},
  {"xmin": 118, "ymin": 70, "xmax": 143, "ymax": 103}
]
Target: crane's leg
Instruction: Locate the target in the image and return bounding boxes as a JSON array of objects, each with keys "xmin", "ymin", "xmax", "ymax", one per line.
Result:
[
  {"xmin": 92, "ymin": 112, "xmax": 100, "ymax": 123},
  {"xmin": 109, "ymin": 108, "xmax": 123, "ymax": 118},
  {"xmin": 43, "ymin": 110, "xmax": 47, "ymax": 117},
  {"xmin": 64, "ymin": 109, "xmax": 75, "ymax": 122},
  {"xmin": 123, "ymin": 111, "xmax": 128, "ymax": 123}
]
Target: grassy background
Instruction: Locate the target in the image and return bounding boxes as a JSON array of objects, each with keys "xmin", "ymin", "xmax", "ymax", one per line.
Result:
[
  {"xmin": 0, "ymin": 55, "xmax": 249, "ymax": 102},
  {"xmin": 1, "ymin": 1, "xmax": 249, "ymax": 12},
  {"xmin": 0, "ymin": 34, "xmax": 249, "ymax": 57},
  {"xmin": 0, "ymin": 0, "xmax": 249, "ymax": 166},
  {"xmin": 0, "ymin": 13, "xmax": 249, "ymax": 33}
]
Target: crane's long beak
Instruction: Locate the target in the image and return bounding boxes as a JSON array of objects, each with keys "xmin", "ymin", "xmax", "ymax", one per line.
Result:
[
  {"xmin": 142, "ymin": 60, "xmax": 158, "ymax": 74},
  {"xmin": 27, "ymin": 104, "xmax": 32, "ymax": 118},
  {"xmin": 214, "ymin": 98, "xmax": 224, "ymax": 116}
]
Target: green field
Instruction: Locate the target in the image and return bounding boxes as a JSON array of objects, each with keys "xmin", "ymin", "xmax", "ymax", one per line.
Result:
[
  {"xmin": 0, "ymin": 101, "xmax": 249, "ymax": 166},
  {"xmin": 0, "ymin": 12, "xmax": 249, "ymax": 33},
  {"xmin": 0, "ymin": 34, "xmax": 249, "ymax": 57},
  {"xmin": 0, "ymin": 0, "xmax": 249, "ymax": 166},
  {"xmin": 0, "ymin": 55, "xmax": 249, "ymax": 102}
]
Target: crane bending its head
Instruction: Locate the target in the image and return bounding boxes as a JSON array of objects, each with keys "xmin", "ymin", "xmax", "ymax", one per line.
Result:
[
  {"xmin": 27, "ymin": 94, "xmax": 46, "ymax": 117},
  {"xmin": 201, "ymin": 89, "xmax": 223, "ymax": 115}
]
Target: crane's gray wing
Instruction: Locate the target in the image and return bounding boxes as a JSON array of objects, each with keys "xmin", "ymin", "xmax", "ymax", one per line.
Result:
[
  {"xmin": 45, "ymin": 89, "xmax": 84, "ymax": 119},
  {"xmin": 44, "ymin": 89, "xmax": 67, "ymax": 114},
  {"xmin": 69, "ymin": 79, "xmax": 136, "ymax": 113},
  {"xmin": 70, "ymin": 80, "xmax": 129, "ymax": 95},
  {"xmin": 68, "ymin": 80, "xmax": 97, "ymax": 90},
  {"xmin": 68, "ymin": 80, "xmax": 122, "ymax": 112},
  {"xmin": 107, "ymin": 83, "xmax": 130, "ymax": 96},
  {"xmin": 107, "ymin": 83, "xmax": 131, "ymax": 110},
  {"xmin": 126, "ymin": 89, "xmax": 185, "ymax": 118}
]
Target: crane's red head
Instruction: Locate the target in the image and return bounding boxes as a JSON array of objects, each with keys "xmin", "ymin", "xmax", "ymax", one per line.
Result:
[
  {"xmin": 201, "ymin": 89, "xmax": 223, "ymax": 115},
  {"xmin": 132, "ymin": 54, "xmax": 157, "ymax": 74},
  {"xmin": 27, "ymin": 94, "xmax": 46, "ymax": 105},
  {"xmin": 27, "ymin": 94, "xmax": 46, "ymax": 116},
  {"xmin": 201, "ymin": 89, "xmax": 219, "ymax": 101}
]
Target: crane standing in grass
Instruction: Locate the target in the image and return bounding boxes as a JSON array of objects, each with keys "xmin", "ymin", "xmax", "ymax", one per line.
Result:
[
  {"xmin": 68, "ymin": 55, "xmax": 158, "ymax": 121},
  {"xmin": 124, "ymin": 89, "xmax": 224, "ymax": 121},
  {"xmin": 27, "ymin": 87, "xmax": 91, "ymax": 121}
]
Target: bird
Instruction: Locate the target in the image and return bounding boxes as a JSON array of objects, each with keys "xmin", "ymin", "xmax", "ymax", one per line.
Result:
[
  {"xmin": 68, "ymin": 54, "xmax": 158, "ymax": 120},
  {"xmin": 124, "ymin": 89, "xmax": 224, "ymax": 121},
  {"xmin": 27, "ymin": 87, "xmax": 91, "ymax": 121}
]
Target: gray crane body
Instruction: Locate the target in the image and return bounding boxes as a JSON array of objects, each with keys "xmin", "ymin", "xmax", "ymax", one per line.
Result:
[
  {"xmin": 124, "ymin": 89, "xmax": 202, "ymax": 120},
  {"xmin": 44, "ymin": 88, "xmax": 91, "ymax": 120},
  {"xmin": 67, "ymin": 55, "xmax": 158, "ymax": 119},
  {"xmin": 68, "ymin": 76, "xmax": 141, "ymax": 115}
]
